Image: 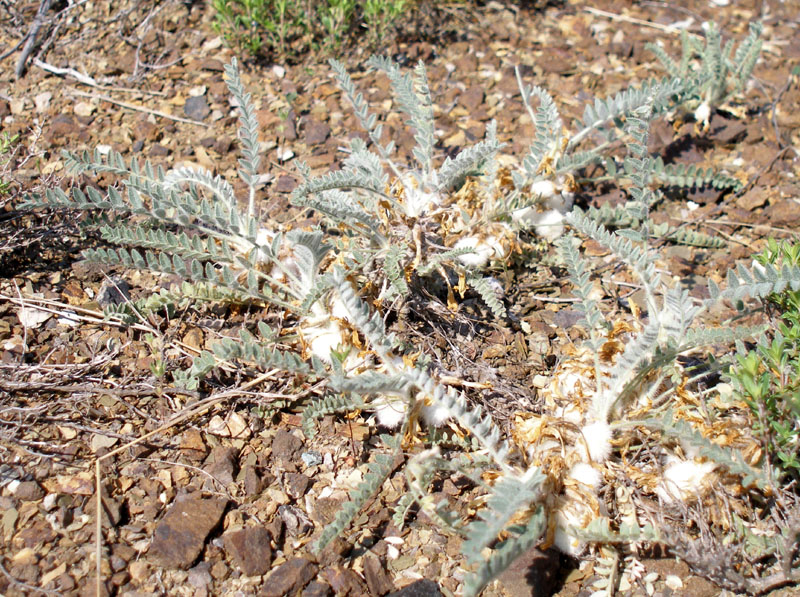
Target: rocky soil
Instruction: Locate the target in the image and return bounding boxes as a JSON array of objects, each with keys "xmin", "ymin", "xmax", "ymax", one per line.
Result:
[{"xmin": 1, "ymin": 0, "xmax": 800, "ymax": 595}]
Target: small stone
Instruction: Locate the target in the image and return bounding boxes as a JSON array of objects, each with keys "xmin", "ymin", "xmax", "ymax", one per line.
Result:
[
  {"xmin": 188, "ymin": 562, "xmax": 213, "ymax": 589},
  {"xmin": 304, "ymin": 120, "xmax": 331, "ymax": 145},
  {"xmin": 459, "ymin": 86, "xmax": 485, "ymax": 112},
  {"xmin": 149, "ymin": 496, "xmax": 227, "ymax": 569},
  {"xmin": 200, "ymin": 58, "xmax": 225, "ymax": 71},
  {"xmin": 203, "ymin": 446, "xmax": 239, "ymax": 486},
  {"xmin": 274, "ymin": 175, "xmax": 297, "ymax": 193},
  {"xmin": 129, "ymin": 560, "xmax": 150, "ymax": 582},
  {"xmin": 184, "ymin": 95, "xmax": 210, "ymax": 121},
  {"xmin": 179, "ymin": 429, "xmax": 208, "ymax": 462},
  {"xmin": 363, "ymin": 555, "xmax": 395, "ymax": 596},
  {"xmin": 320, "ymin": 566, "xmax": 368, "ymax": 595},
  {"xmin": 42, "ymin": 493, "xmax": 58, "ymax": 511},
  {"xmin": 96, "ymin": 278, "xmax": 131, "ymax": 307},
  {"xmin": 735, "ymin": 188, "xmax": 767, "ymax": 210},
  {"xmin": 302, "ymin": 581, "xmax": 332, "ymax": 597},
  {"xmin": 74, "ymin": 101, "xmax": 96, "ymax": 117},
  {"xmin": 12, "ymin": 481, "xmax": 44, "ymax": 501},
  {"xmin": 207, "ymin": 411, "xmax": 250, "ymax": 438},
  {"xmin": 284, "ymin": 473, "xmax": 310, "ymax": 499},
  {"xmin": 278, "ymin": 504, "xmax": 314, "ymax": 536},
  {"xmin": 48, "ymin": 114, "xmax": 79, "ymax": 136},
  {"xmin": 387, "ymin": 579, "xmax": 442, "ymax": 597},
  {"xmin": 243, "ymin": 464, "xmax": 264, "ymax": 496},
  {"xmin": 34, "ymin": 92, "xmax": 52, "ymax": 112},
  {"xmin": 149, "ymin": 144, "xmax": 170, "ymax": 157},
  {"xmin": 765, "ymin": 199, "xmax": 800, "ymax": 227},
  {"xmin": 272, "ymin": 429, "xmax": 303, "ymax": 461},
  {"xmin": 223, "ymin": 526, "xmax": 273, "ymax": 576},
  {"xmin": 708, "ymin": 113, "xmax": 747, "ymax": 144},
  {"xmin": 260, "ymin": 558, "xmax": 318, "ymax": 597},
  {"xmin": 497, "ymin": 547, "xmax": 561, "ymax": 597}
]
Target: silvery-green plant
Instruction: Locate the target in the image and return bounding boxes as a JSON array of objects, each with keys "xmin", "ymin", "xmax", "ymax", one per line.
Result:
[
  {"xmin": 291, "ymin": 55, "xmax": 510, "ymax": 317},
  {"xmin": 647, "ymin": 21, "xmax": 763, "ymax": 127},
  {"xmin": 22, "ymin": 36, "xmax": 795, "ymax": 596},
  {"xmin": 508, "ymin": 22, "xmax": 761, "ymax": 243}
]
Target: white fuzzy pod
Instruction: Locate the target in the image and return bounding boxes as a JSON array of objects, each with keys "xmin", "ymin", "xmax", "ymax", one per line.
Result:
[
  {"xmin": 567, "ymin": 462, "xmax": 602, "ymax": 490},
  {"xmin": 373, "ymin": 397, "xmax": 409, "ymax": 429},
  {"xmin": 577, "ymin": 421, "xmax": 613, "ymax": 464},
  {"xmin": 420, "ymin": 402, "xmax": 451, "ymax": 427},
  {"xmin": 655, "ymin": 457, "xmax": 716, "ymax": 503},
  {"xmin": 530, "ymin": 179, "xmax": 557, "ymax": 200},
  {"xmin": 694, "ymin": 102, "xmax": 711, "ymax": 126},
  {"xmin": 454, "ymin": 235, "xmax": 504, "ymax": 268}
]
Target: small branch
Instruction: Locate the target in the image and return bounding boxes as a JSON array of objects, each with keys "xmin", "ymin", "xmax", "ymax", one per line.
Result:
[
  {"xmin": 583, "ymin": 7, "xmax": 683, "ymax": 34},
  {"xmin": 32, "ymin": 58, "xmax": 99, "ymax": 87},
  {"xmin": 15, "ymin": 0, "xmax": 53, "ymax": 79},
  {"xmin": 69, "ymin": 90, "xmax": 210, "ymax": 128}
]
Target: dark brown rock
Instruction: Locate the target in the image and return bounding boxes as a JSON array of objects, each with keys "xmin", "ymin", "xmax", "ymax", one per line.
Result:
[
  {"xmin": 285, "ymin": 472, "xmax": 310, "ymax": 499},
  {"xmin": 272, "ymin": 429, "xmax": 303, "ymax": 461},
  {"xmin": 203, "ymin": 446, "xmax": 238, "ymax": 486},
  {"xmin": 708, "ymin": 113, "xmax": 747, "ymax": 144},
  {"xmin": 274, "ymin": 175, "xmax": 297, "ymax": 193},
  {"xmin": 200, "ymin": 58, "xmax": 225, "ymax": 72},
  {"xmin": 363, "ymin": 555, "xmax": 395, "ymax": 596},
  {"xmin": 243, "ymin": 464, "xmax": 264, "ymax": 496},
  {"xmin": 459, "ymin": 86, "xmax": 485, "ymax": 112},
  {"xmin": 149, "ymin": 144, "xmax": 170, "ymax": 157},
  {"xmin": 387, "ymin": 579, "xmax": 442, "ymax": 597},
  {"xmin": 149, "ymin": 496, "xmax": 227, "ymax": 569},
  {"xmin": 184, "ymin": 95, "xmax": 210, "ymax": 121},
  {"xmin": 320, "ymin": 566, "xmax": 368, "ymax": 595},
  {"xmin": 224, "ymin": 526, "xmax": 273, "ymax": 576},
  {"xmin": 302, "ymin": 581, "xmax": 333, "ymax": 597},
  {"xmin": 260, "ymin": 558, "xmax": 318, "ymax": 597},
  {"xmin": 13, "ymin": 480, "xmax": 44, "ymax": 501},
  {"xmin": 765, "ymin": 199, "xmax": 800, "ymax": 227},
  {"xmin": 304, "ymin": 120, "xmax": 331, "ymax": 145},
  {"xmin": 133, "ymin": 118, "xmax": 160, "ymax": 142}
]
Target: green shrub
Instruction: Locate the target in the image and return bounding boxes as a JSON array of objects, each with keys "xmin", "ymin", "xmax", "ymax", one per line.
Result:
[
  {"xmin": 211, "ymin": 0, "xmax": 409, "ymax": 59},
  {"xmin": 0, "ymin": 132, "xmax": 19, "ymax": 197},
  {"xmin": 727, "ymin": 238, "xmax": 800, "ymax": 479}
]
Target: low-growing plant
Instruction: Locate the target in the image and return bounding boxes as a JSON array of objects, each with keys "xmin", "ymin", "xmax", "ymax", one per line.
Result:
[
  {"xmin": 727, "ymin": 238, "xmax": 800, "ymax": 479},
  {"xmin": 647, "ymin": 21, "xmax": 763, "ymax": 128},
  {"xmin": 211, "ymin": 0, "xmax": 411, "ymax": 59},
  {"xmin": 24, "ymin": 21, "xmax": 800, "ymax": 596},
  {"xmin": 0, "ymin": 132, "xmax": 19, "ymax": 197}
]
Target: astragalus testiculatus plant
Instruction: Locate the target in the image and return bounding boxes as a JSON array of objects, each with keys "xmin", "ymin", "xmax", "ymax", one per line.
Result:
[{"xmin": 24, "ymin": 20, "xmax": 800, "ymax": 596}]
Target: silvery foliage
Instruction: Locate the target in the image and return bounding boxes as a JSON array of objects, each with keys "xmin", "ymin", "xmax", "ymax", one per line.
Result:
[
  {"xmin": 22, "ymin": 22, "xmax": 791, "ymax": 595},
  {"xmin": 509, "ymin": 21, "xmax": 762, "ymax": 218},
  {"xmin": 647, "ymin": 21, "xmax": 763, "ymax": 117},
  {"xmin": 291, "ymin": 56, "xmax": 508, "ymax": 315}
]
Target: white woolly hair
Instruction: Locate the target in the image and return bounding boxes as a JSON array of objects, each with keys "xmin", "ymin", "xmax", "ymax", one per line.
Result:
[
  {"xmin": 530, "ymin": 179, "xmax": 556, "ymax": 200},
  {"xmin": 420, "ymin": 402, "xmax": 451, "ymax": 427},
  {"xmin": 552, "ymin": 503, "xmax": 587, "ymax": 557},
  {"xmin": 305, "ymin": 320, "xmax": 344, "ymax": 363},
  {"xmin": 532, "ymin": 209, "xmax": 566, "ymax": 241},
  {"xmin": 372, "ymin": 397, "xmax": 408, "ymax": 429},
  {"xmin": 454, "ymin": 235, "xmax": 504, "ymax": 269},
  {"xmin": 655, "ymin": 457, "xmax": 717, "ymax": 503},
  {"xmin": 576, "ymin": 421, "xmax": 613, "ymax": 464},
  {"xmin": 567, "ymin": 462, "xmax": 602, "ymax": 490}
]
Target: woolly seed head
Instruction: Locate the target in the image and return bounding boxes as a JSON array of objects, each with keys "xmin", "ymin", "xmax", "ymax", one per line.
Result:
[{"xmin": 577, "ymin": 421, "xmax": 613, "ymax": 464}]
